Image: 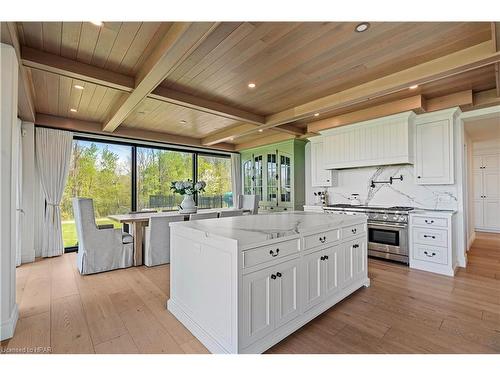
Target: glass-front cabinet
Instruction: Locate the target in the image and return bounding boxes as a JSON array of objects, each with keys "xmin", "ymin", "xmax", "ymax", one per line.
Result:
[{"xmin": 240, "ymin": 139, "xmax": 305, "ymax": 212}]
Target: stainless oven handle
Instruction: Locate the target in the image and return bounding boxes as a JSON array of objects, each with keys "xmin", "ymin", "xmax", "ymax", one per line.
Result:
[{"xmin": 368, "ymin": 222, "xmax": 408, "ymax": 229}]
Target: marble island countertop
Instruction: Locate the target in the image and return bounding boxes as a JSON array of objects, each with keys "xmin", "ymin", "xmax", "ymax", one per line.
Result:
[{"xmin": 170, "ymin": 211, "xmax": 366, "ymax": 249}]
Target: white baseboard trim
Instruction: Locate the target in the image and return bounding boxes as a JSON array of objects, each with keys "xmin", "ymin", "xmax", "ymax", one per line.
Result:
[
  {"xmin": 0, "ymin": 303, "xmax": 19, "ymax": 341},
  {"xmin": 467, "ymin": 232, "xmax": 476, "ymax": 250}
]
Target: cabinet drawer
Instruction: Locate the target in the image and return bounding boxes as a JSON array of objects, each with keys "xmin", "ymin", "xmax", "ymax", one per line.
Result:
[
  {"xmin": 243, "ymin": 239, "xmax": 300, "ymax": 268},
  {"xmin": 303, "ymin": 229, "xmax": 340, "ymax": 250},
  {"xmin": 412, "ymin": 227, "xmax": 448, "ymax": 247},
  {"xmin": 411, "ymin": 216, "xmax": 448, "ymax": 228},
  {"xmin": 412, "ymin": 243, "xmax": 448, "ymax": 265},
  {"xmin": 341, "ymin": 223, "xmax": 366, "ymax": 240}
]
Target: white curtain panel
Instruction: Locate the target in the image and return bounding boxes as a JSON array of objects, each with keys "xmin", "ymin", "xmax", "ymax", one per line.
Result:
[
  {"xmin": 13, "ymin": 119, "xmax": 23, "ymax": 267},
  {"xmin": 231, "ymin": 153, "xmax": 241, "ymax": 208},
  {"xmin": 35, "ymin": 128, "xmax": 73, "ymax": 257}
]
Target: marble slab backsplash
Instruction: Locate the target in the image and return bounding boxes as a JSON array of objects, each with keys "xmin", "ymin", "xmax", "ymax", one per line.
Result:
[{"xmin": 309, "ymin": 164, "xmax": 458, "ymax": 210}]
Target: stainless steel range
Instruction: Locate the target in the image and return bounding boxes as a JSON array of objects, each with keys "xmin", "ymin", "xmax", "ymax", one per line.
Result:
[{"xmin": 323, "ymin": 204, "xmax": 414, "ymax": 264}]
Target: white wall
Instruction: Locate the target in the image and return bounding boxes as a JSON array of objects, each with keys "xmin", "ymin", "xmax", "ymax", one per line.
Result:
[{"xmin": 0, "ymin": 43, "xmax": 19, "ymax": 340}]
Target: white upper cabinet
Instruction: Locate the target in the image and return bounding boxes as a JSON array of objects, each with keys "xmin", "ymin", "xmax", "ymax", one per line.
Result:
[
  {"xmin": 320, "ymin": 111, "xmax": 415, "ymax": 169},
  {"xmin": 310, "ymin": 139, "xmax": 338, "ymax": 187},
  {"xmin": 414, "ymin": 108, "xmax": 458, "ymax": 185}
]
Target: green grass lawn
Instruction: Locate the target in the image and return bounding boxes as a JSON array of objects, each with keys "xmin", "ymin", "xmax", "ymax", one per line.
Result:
[{"xmin": 62, "ymin": 218, "xmax": 121, "ymax": 248}]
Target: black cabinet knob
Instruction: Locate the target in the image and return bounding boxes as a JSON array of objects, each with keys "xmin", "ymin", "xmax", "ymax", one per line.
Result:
[
  {"xmin": 271, "ymin": 274, "xmax": 277, "ymax": 279},
  {"xmin": 276, "ymin": 272, "xmax": 282, "ymax": 278},
  {"xmin": 417, "ymin": 176, "xmax": 421, "ymax": 179},
  {"xmin": 353, "ymin": 244, "xmax": 359, "ymax": 249},
  {"xmin": 319, "ymin": 236, "xmax": 327, "ymax": 243},
  {"xmin": 324, "ymin": 255, "xmax": 329, "ymax": 260},
  {"xmin": 351, "ymin": 228, "xmax": 357, "ymax": 234},
  {"xmin": 269, "ymin": 249, "xmax": 280, "ymax": 257}
]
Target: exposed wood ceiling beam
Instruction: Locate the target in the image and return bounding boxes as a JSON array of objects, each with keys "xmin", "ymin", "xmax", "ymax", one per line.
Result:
[
  {"xmin": 202, "ymin": 123, "xmax": 260, "ymax": 146},
  {"xmin": 425, "ymin": 90, "xmax": 473, "ymax": 112},
  {"xmin": 21, "ymin": 47, "xmax": 267, "ymax": 126},
  {"xmin": 102, "ymin": 22, "xmax": 220, "ymax": 132},
  {"xmin": 149, "ymin": 86, "xmax": 264, "ymax": 124},
  {"xmin": 234, "ymin": 133, "xmax": 296, "ymax": 151},
  {"xmin": 307, "ymin": 95, "xmax": 425, "ymax": 133},
  {"xmin": 21, "ymin": 46, "xmax": 135, "ymax": 92},
  {"xmin": 35, "ymin": 113, "xmax": 235, "ymax": 151},
  {"xmin": 206, "ymin": 41, "xmax": 500, "ymax": 145},
  {"xmin": 274, "ymin": 124, "xmax": 307, "ymax": 136},
  {"xmin": 1, "ymin": 22, "xmax": 35, "ymax": 122},
  {"xmin": 468, "ymin": 88, "xmax": 500, "ymax": 110}
]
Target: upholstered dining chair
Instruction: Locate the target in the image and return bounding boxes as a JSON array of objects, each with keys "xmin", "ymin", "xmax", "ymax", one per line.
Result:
[
  {"xmin": 189, "ymin": 211, "xmax": 219, "ymax": 220},
  {"xmin": 144, "ymin": 215, "xmax": 185, "ymax": 267},
  {"xmin": 238, "ymin": 194, "xmax": 260, "ymax": 214},
  {"xmin": 219, "ymin": 209, "xmax": 245, "ymax": 218},
  {"xmin": 72, "ymin": 197, "xmax": 133, "ymax": 275}
]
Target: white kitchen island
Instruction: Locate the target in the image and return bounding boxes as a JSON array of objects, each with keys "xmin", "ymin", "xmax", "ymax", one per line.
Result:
[{"xmin": 167, "ymin": 212, "xmax": 369, "ymax": 354}]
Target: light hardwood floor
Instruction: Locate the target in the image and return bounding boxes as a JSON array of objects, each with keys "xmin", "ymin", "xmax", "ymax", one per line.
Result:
[{"xmin": 2, "ymin": 232, "xmax": 500, "ymax": 354}]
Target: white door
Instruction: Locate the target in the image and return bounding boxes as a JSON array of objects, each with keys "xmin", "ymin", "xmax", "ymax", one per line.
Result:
[
  {"xmin": 274, "ymin": 259, "xmax": 300, "ymax": 328},
  {"xmin": 241, "ymin": 267, "xmax": 274, "ymax": 347},
  {"xmin": 341, "ymin": 242, "xmax": 354, "ymax": 288},
  {"xmin": 323, "ymin": 245, "xmax": 342, "ymax": 298},
  {"xmin": 483, "ymin": 200, "xmax": 500, "ymax": 229},
  {"xmin": 303, "ymin": 250, "xmax": 324, "ymax": 311},
  {"xmin": 415, "ymin": 119, "xmax": 452, "ymax": 184},
  {"xmin": 472, "ymin": 155, "xmax": 483, "ymax": 171},
  {"xmin": 474, "ymin": 200, "xmax": 484, "ymax": 228},
  {"xmin": 352, "ymin": 240, "xmax": 367, "ymax": 281},
  {"xmin": 472, "ymin": 172, "xmax": 483, "ymax": 200}
]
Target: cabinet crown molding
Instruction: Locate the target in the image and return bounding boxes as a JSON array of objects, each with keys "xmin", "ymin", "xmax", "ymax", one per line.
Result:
[
  {"xmin": 415, "ymin": 106, "xmax": 461, "ymax": 123},
  {"xmin": 319, "ymin": 110, "xmax": 416, "ymax": 136}
]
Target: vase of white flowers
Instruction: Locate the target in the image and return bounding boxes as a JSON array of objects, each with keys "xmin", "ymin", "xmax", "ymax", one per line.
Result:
[{"xmin": 170, "ymin": 179, "xmax": 206, "ymax": 213}]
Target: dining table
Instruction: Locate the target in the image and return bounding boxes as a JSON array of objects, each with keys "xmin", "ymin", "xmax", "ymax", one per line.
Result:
[{"xmin": 108, "ymin": 207, "xmax": 250, "ymax": 266}]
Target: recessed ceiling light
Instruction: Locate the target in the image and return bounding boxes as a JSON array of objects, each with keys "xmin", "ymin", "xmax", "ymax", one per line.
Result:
[
  {"xmin": 180, "ymin": 120, "xmax": 187, "ymax": 124},
  {"xmin": 258, "ymin": 129, "xmax": 263, "ymax": 133},
  {"xmin": 74, "ymin": 84, "xmax": 84, "ymax": 90},
  {"xmin": 248, "ymin": 82, "xmax": 256, "ymax": 88},
  {"xmin": 355, "ymin": 22, "xmax": 370, "ymax": 33},
  {"xmin": 90, "ymin": 21, "xmax": 103, "ymax": 27},
  {"xmin": 70, "ymin": 108, "xmax": 77, "ymax": 112},
  {"xmin": 314, "ymin": 113, "xmax": 320, "ymax": 117},
  {"xmin": 409, "ymin": 84, "xmax": 419, "ymax": 90}
]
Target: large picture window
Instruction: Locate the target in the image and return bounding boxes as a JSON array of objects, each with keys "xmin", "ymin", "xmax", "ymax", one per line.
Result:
[
  {"xmin": 61, "ymin": 140, "xmax": 132, "ymax": 249},
  {"xmin": 137, "ymin": 147, "xmax": 193, "ymax": 211},
  {"xmin": 197, "ymin": 154, "xmax": 233, "ymax": 209},
  {"xmin": 59, "ymin": 133, "xmax": 233, "ymax": 250}
]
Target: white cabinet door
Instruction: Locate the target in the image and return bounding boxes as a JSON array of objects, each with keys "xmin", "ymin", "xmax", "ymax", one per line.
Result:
[
  {"xmin": 241, "ymin": 267, "xmax": 274, "ymax": 347},
  {"xmin": 483, "ymin": 200, "xmax": 500, "ymax": 229},
  {"xmin": 274, "ymin": 259, "xmax": 300, "ymax": 328},
  {"xmin": 474, "ymin": 200, "xmax": 484, "ymax": 228},
  {"xmin": 323, "ymin": 245, "xmax": 342, "ymax": 298},
  {"xmin": 341, "ymin": 241, "xmax": 354, "ymax": 288},
  {"xmin": 352, "ymin": 240, "xmax": 367, "ymax": 282},
  {"xmin": 472, "ymin": 155, "xmax": 483, "ymax": 171},
  {"xmin": 472, "ymin": 172, "xmax": 483, "ymax": 200},
  {"xmin": 415, "ymin": 119, "xmax": 453, "ymax": 185},
  {"xmin": 311, "ymin": 141, "xmax": 335, "ymax": 187},
  {"xmin": 483, "ymin": 170, "xmax": 500, "ymax": 200},
  {"xmin": 483, "ymin": 154, "xmax": 499, "ymax": 170},
  {"xmin": 303, "ymin": 251, "xmax": 324, "ymax": 311}
]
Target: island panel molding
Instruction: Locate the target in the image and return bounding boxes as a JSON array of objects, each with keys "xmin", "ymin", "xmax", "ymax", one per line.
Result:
[{"xmin": 167, "ymin": 212, "xmax": 369, "ymax": 354}]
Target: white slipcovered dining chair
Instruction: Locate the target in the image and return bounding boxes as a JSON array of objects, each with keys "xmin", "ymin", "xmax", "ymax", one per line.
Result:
[
  {"xmin": 144, "ymin": 215, "xmax": 185, "ymax": 267},
  {"xmin": 72, "ymin": 198, "xmax": 133, "ymax": 275},
  {"xmin": 189, "ymin": 211, "xmax": 219, "ymax": 220},
  {"xmin": 238, "ymin": 194, "xmax": 260, "ymax": 214},
  {"xmin": 219, "ymin": 209, "xmax": 245, "ymax": 218}
]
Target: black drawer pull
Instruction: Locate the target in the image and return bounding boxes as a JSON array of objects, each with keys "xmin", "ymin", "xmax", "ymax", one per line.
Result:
[
  {"xmin": 319, "ymin": 236, "xmax": 327, "ymax": 243},
  {"xmin": 324, "ymin": 255, "xmax": 329, "ymax": 260},
  {"xmin": 353, "ymin": 244, "xmax": 359, "ymax": 249},
  {"xmin": 424, "ymin": 219, "xmax": 434, "ymax": 224},
  {"xmin": 423, "ymin": 235, "xmax": 436, "ymax": 239},
  {"xmin": 271, "ymin": 274, "xmax": 277, "ymax": 279},
  {"xmin": 351, "ymin": 228, "xmax": 357, "ymax": 234},
  {"xmin": 269, "ymin": 248, "xmax": 280, "ymax": 257},
  {"xmin": 276, "ymin": 272, "xmax": 282, "ymax": 278},
  {"xmin": 424, "ymin": 251, "xmax": 436, "ymax": 257}
]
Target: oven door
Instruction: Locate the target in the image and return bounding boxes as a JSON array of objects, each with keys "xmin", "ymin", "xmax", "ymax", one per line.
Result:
[{"xmin": 367, "ymin": 221, "xmax": 408, "ymax": 258}]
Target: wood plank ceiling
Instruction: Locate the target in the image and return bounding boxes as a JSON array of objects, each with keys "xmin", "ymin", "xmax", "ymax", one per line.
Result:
[{"xmin": 6, "ymin": 21, "xmax": 500, "ymax": 150}]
